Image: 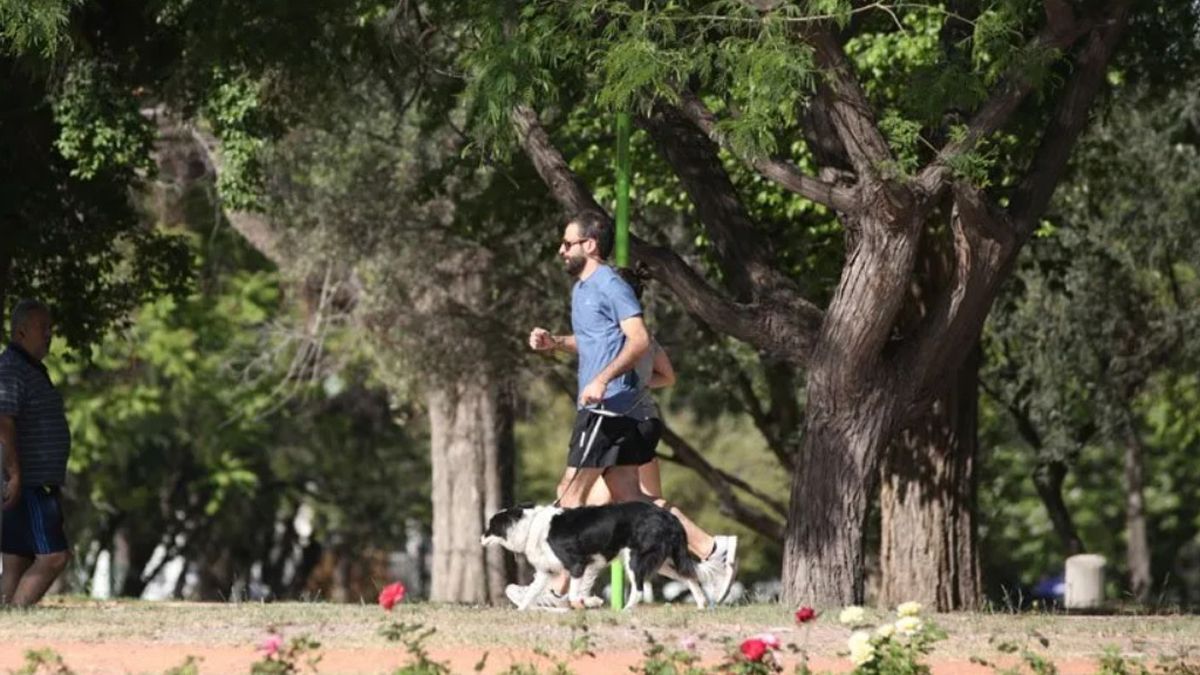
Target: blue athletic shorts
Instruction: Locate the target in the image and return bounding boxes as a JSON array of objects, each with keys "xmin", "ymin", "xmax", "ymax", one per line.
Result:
[{"xmin": 2, "ymin": 485, "xmax": 69, "ymax": 556}]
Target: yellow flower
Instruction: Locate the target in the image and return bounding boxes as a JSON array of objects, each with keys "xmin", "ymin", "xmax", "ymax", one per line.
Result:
[
  {"xmin": 875, "ymin": 623, "xmax": 895, "ymax": 639},
  {"xmin": 847, "ymin": 631, "xmax": 876, "ymax": 666},
  {"xmin": 897, "ymin": 601, "xmax": 923, "ymax": 617},
  {"xmin": 895, "ymin": 616, "xmax": 923, "ymax": 636},
  {"xmin": 838, "ymin": 606, "xmax": 866, "ymax": 625}
]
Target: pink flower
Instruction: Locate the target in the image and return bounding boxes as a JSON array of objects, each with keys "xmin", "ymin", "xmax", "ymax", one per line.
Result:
[
  {"xmin": 258, "ymin": 633, "xmax": 284, "ymax": 657},
  {"xmin": 678, "ymin": 635, "xmax": 699, "ymax": 652},
  {"xmin": 740, "ymin": 638, "xmax": 768, "ymax": 662},
  {"xmin": 379, "ymin": 581, "xmax": 406, "ymax": 611},
  {"xmin": 795, "ymin": 606, "xmax": 817, "ymax": 624},
  {"xmin": 749, "ymin": 633, "xmax": 781, "ymax": 649}
]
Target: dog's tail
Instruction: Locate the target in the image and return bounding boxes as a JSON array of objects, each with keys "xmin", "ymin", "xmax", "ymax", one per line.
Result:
[{"xmin": 669, "ymin": 532, "xmax": 699, "ymax": 579}]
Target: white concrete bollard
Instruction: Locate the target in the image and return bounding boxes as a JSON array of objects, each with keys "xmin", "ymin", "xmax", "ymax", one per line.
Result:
[{"xmin": 1065, "ymin": 553, "xmax": 1107, "ymax": 610}]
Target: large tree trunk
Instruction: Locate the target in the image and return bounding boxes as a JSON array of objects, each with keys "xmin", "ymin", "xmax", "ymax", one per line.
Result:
[
  {"xmin": 783, "ymin": 211, "xmax": 919, "ymax": 606},
  {"xmin": 428, "ymin": 376, "xmax": 509, "ymax": 604},
  {"xmin": 421, "ymin": 250, "xmax": 514, "ymax": 605},
  {"xmin": 1121, "ymin": 410, "xmax": 1152, "ymax": 603},
  {"xmin": 785, "ymin": 389, "xmax": 891, "ymax": 605},
  {"xmin": 880, "ymin": 349, "xmax": 982, "ymax": 610}
]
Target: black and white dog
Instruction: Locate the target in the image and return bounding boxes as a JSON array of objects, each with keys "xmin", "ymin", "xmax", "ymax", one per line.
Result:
[{"xmin": 481, "ymin": 501, "xmax": 707, "ymax": 610}]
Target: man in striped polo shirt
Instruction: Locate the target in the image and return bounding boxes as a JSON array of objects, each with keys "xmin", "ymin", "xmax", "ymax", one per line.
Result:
[{"xmin": 1, "ymin": 299, "xmax": 72, "ymax": 606}]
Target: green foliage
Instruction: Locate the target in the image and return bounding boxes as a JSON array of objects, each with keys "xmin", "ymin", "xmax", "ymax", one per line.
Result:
[
  {"xmin": 634, "ymin": 632, "xmax": 707, "ymax": 675},
  {"xmin": 251, "ymin": 635, "xmax": 323, "ymax": 675},
  {"xmin": 877, "ymin": 110, "xmax": 924, "ymax": 177},
  {"xmin": 49, "ymin": 220, "xmax": 428, "ymax": 599},
  {"xmin": 840, "ymin": 611, "xmax": 945, "ymax": 675},
  {"xmin": 383, "ymin": 623, "xmax": 452, "ymax": 675},
  {"xmin": 714, "ymin": 32, "xmax": 814, "ymax": 158},
  {"xmin": 1, "ymin": 65, "xmax": 192, "ymax": 349},
  {"xmin": 1099, "ymin": 648, "xmax": 1200, "ymax": 675},
  {"xmin": 13, "ymin": 648, "xmax": 76, "ymax": 675},
  {"xmin": 201, "ymin": 72, "xmax": 271, "ymax": 210},
  {"xmin": 52, "ymin": 60, "xmax": 155, "ymax": 179},
  {"xmin": 943, "ymin": 126, "xmax": 998, "ymax": 187},
  {"xmin": 980, "ymin": 80, "xmax": 1200, "ymax": 601},
  {"xmin": 162, "ymin": 656, "xmax": 203, "ymax": 675},
  {"xmin": 971, "ymin": 632, "xmax": 1058, "ymax": 675},
  {"xmin": 0, "ymin": 0, "xmax": 76, "ymax": 57}
]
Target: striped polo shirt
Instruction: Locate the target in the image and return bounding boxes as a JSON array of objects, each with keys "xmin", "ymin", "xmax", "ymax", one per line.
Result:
[{"xmin": 0, "ymin": 343, "xmax": 71, "ymax": 486}]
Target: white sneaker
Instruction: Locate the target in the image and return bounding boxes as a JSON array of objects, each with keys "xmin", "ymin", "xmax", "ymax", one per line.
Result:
[
  {"xmin": 505, "ymin": 583, "xmax": 570, "ymax": 611},
  {"xmin": 697, "ymin": 535, "xmax": 738, "ymax": 604}
]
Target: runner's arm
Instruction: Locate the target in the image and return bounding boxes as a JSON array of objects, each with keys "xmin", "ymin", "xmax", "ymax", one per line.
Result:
[{"xmin": 648, "ymin": 346, "xmax": 676, "ymax": 389}]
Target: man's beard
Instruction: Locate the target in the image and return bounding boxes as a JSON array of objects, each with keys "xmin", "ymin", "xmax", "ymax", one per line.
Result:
[{"xmin": 563, "ymin": 253, "xmax": 586, "ymax": 277}]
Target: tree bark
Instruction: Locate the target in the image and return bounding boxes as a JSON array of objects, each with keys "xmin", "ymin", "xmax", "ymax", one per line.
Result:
[
  {"xmin": 880, "ymin": 349, "xmax": 982, "ymax": 610},
  {"xmin": 428, "ymin": 375, "xmax": 509, "ymax": 604},
  {"xmin": 1121, "ymin": 410, "xmax": 1152, "ymax": 603},
  {"xmin": 785, "ymin": 387, "xmax": 892, "ymax": 605}
]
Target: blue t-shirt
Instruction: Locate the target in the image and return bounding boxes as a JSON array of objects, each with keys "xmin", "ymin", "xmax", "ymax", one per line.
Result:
[{"xmin": 571, "ymin": 265, "xmax": 644, "ymax": 413}]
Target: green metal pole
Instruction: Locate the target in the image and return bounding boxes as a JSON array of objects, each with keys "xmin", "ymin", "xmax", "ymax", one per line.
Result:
[
  {"xmin": 611, "ymin": 111, "xmax": 632, "ymax": 610},
  {"xmin": 614, "ymin": 112, "xmax": 632, "ymax": 267}
]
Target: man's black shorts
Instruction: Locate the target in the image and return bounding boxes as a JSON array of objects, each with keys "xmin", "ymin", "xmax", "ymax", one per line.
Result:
[{"xmin": 566, "ymin": 409, "xmax": 662, "ymax": 468}]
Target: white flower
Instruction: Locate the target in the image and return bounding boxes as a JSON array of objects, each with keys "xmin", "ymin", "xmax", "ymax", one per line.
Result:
[
  {"xmin": 895, "ymin": 616, "xmax": 923, "ymax": 636},
  {"xmin": 875, "ymin": 623, "xmax": 895, "ymax": 639},
  {"xmin": 838, "ymin": 606, "xmax": 867, "ymax": 625},
  {"xmin": 897, "ymin": 601, "xmax": 923, "ymax": 617},
  {"xmin": 847, "ymin": 631, "xmax": 876, "ymax": 666}
]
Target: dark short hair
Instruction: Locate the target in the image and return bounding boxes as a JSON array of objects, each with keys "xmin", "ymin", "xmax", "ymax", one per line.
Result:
[
  {"xmin": 569, "ymin": 211, "xmax": 614, "ymax": 260},
  {"xmin": 10, "ymin": 298, "xmax": 50, "ymax": 337}
]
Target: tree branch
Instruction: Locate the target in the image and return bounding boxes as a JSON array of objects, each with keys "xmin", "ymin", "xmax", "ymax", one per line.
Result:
[
  {"xmin": 807, "ymin": 29, "xmax": 895, "ymax": 179},
  {"xmin": 659, "ymin": 424, "xmax": 787, "ymax": 539},
  {"xmin": 916, "ymin": 0, "xmax": 1126, "ymax": 196},
  {"xmin": 714, "ymin": 338, "xmax": 798, "ymax": 473},
  {"xmin": 184, "ymin": 122, "xmax": 287, "ymax": 266},
  {"xmin": 1044, "ymin": 0, "xmax": 1076, "ymax": 36},
  {"xmin": 896, "ymin": 182, "xmax": 1018, "ymax": 414},
  {"xmin": 511, "ymin": 105, "xmax": 603, "ymax": 217},
  {"xmin": 633, "ymin": 237, "xmax": 820, "ymax": 366},
  {"xmin": 1010, "ymin": 0, "xmax": 1136, "ymax": 233},
  {"xmin": 800, "ymin": 94, "xmax": 857, "ymax": 185},
  {"xmin": 673, "ymin": 91, "xmax": 858, "ymax": 214},
  {"xmin": 639, "ymin": 103, "xmax": 775, "ymax": 299},
  {"xmin": 512, "ymin": 103, "xmax": 822, "ymax": 365}
]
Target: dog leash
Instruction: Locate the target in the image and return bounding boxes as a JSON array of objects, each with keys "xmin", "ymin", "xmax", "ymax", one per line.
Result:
[{"xmin": 552, "ymin": 405, "xmax": 620, "ymax": 507}]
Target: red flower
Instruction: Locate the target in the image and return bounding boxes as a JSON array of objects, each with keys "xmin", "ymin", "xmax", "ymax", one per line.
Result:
[
  {"xmin": 740, "ymin": 638, "xmax": 768, "ymax": 662},
  {"xmin": 379, "ymin": 581, "xmax": 406, "ymax": 610},
  {"xmin": 795, "ymin": 606, "xmax": 817, "ymax": 624}
]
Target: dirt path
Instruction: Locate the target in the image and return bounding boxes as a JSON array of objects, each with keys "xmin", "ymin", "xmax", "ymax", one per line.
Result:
[
  {"xmin": 0, "ymin": 643, "xmax": 1109, "ymax": 674},
  {"xmin": 0, "ymin": 601, "xmax": 1194, "ymax": 674}
]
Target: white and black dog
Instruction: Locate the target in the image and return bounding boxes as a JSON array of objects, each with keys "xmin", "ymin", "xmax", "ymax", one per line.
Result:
[{"xmin": 481, "ymin": 501, "xmax": 707, "ymax": 610}]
